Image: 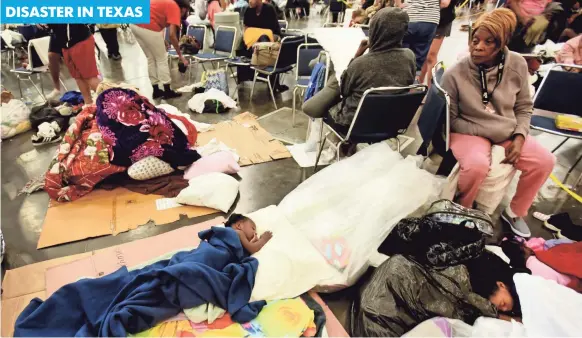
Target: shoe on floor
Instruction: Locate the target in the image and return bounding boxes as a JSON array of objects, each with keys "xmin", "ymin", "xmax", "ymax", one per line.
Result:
[
  {"xmin": 152, "ymin": 85, "xmax": 164, "ymax": 99},
  {"xmin": 109, "ymin": 53, "xmax": 122, "ymax": 61},
  {"xmin": 276, "ymin": 84, "xmax": 289, "ymax": 93},
  {"xmin": 501, "ymin": 210, "xmax": 532, "ymax": 238},
  {"xmin": 162, "ymin": 84, "xmax": 182, "ymax": 99},
  {"xmin": 31, "ymin": 133, "xmax": 62, "ymax": 146},
  {"xmin": 45, "ymin": 89, "xmax": 61, "ymax": 101}
]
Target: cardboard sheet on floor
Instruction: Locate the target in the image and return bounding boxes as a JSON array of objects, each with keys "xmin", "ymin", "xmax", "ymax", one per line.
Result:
[
  {"xmin": 197, "ymin": 112, "xmax": 291, "ymax": 166},
  {"xmin": 1, "ymin": 217, "xmax": 224, "ymax": 337},
  {"xmin": 37, "ymin": 188, "xmax": 219, "ymax": 249}
]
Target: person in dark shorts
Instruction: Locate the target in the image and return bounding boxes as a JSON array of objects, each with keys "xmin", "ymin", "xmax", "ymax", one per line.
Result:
[
  {"xmin": 419, "ymin": 0, "xmax": 458, "ymax": 85},
  {"xmin": 46, "ymin": 27, "xmax": 65, "ymax": 101}
]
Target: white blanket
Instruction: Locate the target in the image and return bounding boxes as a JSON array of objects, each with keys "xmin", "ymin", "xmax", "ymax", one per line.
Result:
[
  {"xmin": 279, "ymin": 143, "xmax": 443, "ymax": 289},
  {"xmin": 310, "ymin": 28, "xmax": 366, "ymax": 83},
  {"xmin": 515, "ymin": 273, "xmax": 582, "ymax": 336},
  {"xmin": 187, "ymin": 88, "xmax": 237, "ymax": 114}
]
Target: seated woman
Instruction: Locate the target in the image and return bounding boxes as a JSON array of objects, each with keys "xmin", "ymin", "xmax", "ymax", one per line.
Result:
[
  {"xmin": 556, "ymin": 34, "xmax": 582, "ymax": 72},
  {"xmin": 302, "ymin": 7, "xmax": 416, "ymax": 127},
  {"xmin": 441, "ymin": 8, "xmax": 555, "ymax": 238}
]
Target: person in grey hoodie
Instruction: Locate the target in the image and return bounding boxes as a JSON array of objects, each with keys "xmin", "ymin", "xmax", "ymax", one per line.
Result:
[
  {"xmin": 302, "ymin": 7, "xmax": 416, "ymax": 127},
  {"xmin": 440, "ymin": 8, "xmax": 555, "ymax": 238}
]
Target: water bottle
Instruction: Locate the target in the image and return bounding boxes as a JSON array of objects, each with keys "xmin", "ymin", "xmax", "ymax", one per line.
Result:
[{"xmin": 23, "ymin": 88, "xmax": 33, "ymax": 106}]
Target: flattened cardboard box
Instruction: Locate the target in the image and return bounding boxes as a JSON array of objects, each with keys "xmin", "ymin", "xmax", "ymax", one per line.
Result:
[
  {"xmin": 197, "ymin": 112, "xmax": 291, "ymax": 166},
  {"xmin": 1, "ymin": 217, "xmax": 225, "ymax": 337},
  {"xmin": 38, "ymin": 187, "xmax": 219, "ymax": 249}
]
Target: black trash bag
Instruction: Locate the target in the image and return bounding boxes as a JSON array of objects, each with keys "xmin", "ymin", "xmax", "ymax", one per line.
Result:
[
  {"xmin": 379, "ymin": 216, "xmax": 487, "ymax": 268},
  {"xmin": 350, "ymin": 255, "xmax": 497, "ymax": 337},
  {"xmin": 29, "ymin": 105, "xmax": 67, "ymax": 131}
]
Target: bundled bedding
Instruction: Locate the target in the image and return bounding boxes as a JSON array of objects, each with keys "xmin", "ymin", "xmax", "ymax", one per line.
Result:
[
  {"xmin": 14, "ymin": 227, "xmax": 265, "ymax": 337},
  {"xmin": 44, "ymin": 88, "xmax": 201, "ymax": 201}
]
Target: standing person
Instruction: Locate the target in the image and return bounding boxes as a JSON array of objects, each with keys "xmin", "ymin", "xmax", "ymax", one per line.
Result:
[
  {"xmin": 440, "ymin": 8, "xmax": 555, "ymax": 237},
  {"xmin": 130, "ymin": 0, "xmax": 190, "ymax": 99},
  {"xmin": 97, "ymin": 24, "xmax": 121, "ymax": 60},
  {"xmin": 43, "ymin": 25, "xmax": 64, "ymax": 101},
  {"xmin": 419, "ymin": 0, "xmax": 457, "ymax": 84},
  {"xmin": 48, "ymin": 24, "xmax": 100, "ymax": 105},
  {"xmin": 208, "ymin": 0, "xmax": 224, "ymax": 28},
  {"xmin": 395, "ymin": 0, "xmax": 441, "ymax": 73}
]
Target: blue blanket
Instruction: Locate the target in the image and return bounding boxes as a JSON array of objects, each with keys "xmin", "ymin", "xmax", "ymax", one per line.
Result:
[{"xmin": 14, "ymin": 227, "xmax": 265, "ymax": 337}]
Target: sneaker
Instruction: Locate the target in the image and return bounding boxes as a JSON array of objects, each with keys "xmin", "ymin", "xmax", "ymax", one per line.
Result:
[
  {"xmin": 501, "ymin": 210, "xmax": 532, "ymax": 238},
  {"xmin": 45, "ymin": 89, "xmax": 61, "ymax": 101},
  {"xmin": 31, "ymin": 134, "xmax": 62, "ymax": 146},
  {"xmin": 109, "ymin": 53, "xmax": 122, "ymax": 61}
]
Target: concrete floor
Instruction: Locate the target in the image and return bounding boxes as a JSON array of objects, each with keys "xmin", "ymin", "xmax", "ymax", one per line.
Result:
[{"xmin": 2, "ymin": 13, "xmax": 582, "ymax": 334}]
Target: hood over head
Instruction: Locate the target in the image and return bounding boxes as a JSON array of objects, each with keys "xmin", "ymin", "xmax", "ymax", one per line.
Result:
[{"xmin": 368, "ymin": 7, "xmax": 409, "ymax": 52}]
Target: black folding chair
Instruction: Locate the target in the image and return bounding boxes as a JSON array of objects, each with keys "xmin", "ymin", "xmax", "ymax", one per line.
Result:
[
  {"xmin": 531, "ymin": 64, "xmax": 582, "ymax": 183},
  {"xmin": 250, "ymin": 35, "xmax": 305, "ymax": 109},
  {"xmin": 293, "ymin": 43, "xmax": 325, "ymax": 125},
  {"xmin": 314, "ymin": 85, "xmax": 428, "ymax": 172}
]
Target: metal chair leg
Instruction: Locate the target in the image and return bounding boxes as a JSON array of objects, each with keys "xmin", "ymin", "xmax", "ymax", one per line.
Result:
[
  {"xmin": 267, "ymin": 75, "xmax": 277, "ymax": 109},
  {"xmin": 59, "ymin": 78, "xmax": 68, "ymax": 91},
  {"xmin": 552, "ymin": 138, "xmax": 569, "ymax": 153},
  {"xmin": 250, "ymin": 71, "xmax": 258, "ymax": 99},
  {"xmin": 292, "ymin": 86, "xmax": 298, "ymax": 126},
  {"xmin": 314, "ymin": 131, "xmax": 330, "ymax": 174},
  {"xmin": 564, "ymin": 153, "xmax": 582, "ymax": 183}
]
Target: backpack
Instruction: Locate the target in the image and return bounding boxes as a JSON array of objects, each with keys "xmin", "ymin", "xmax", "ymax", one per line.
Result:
[{"xmin": 251, "ymin": 42, "xmax": 280, "ymax": 68}]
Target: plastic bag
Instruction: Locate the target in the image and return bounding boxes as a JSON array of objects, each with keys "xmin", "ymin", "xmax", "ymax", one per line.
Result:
[
  {"xmin": 1, "ymin": 99, "xmax": 31, "ymax": 139},
  {"xmin": 204, "ymin": 69, "xmax": 229, "ymax": 94},
  {"xmin": 474, "ymin": 146, "xmax": 516, "ymax": 214},
  {"xmin": 278, "ymin": 142, "xmax": 444, "ymax": 290}
]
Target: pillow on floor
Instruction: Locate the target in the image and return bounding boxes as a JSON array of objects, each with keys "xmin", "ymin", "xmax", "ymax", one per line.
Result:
[
  {"xmin": 128, "ymin": 156, "xmax": 175, "ymax": 181},
  {"xmin": 184, "ymin": 151, "xmax": 240, "ymax": 180},
  {"xmin": 176, "ymin": 172, "xmax": 239, "ymax": 213}
]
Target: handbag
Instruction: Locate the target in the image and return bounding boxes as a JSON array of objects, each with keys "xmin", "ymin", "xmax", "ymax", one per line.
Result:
[
  {"xmin": 251, "ymin": 42, "xmax": 280, "ymax": 68},
  {"xmin": 204, "ymin": 69, "xmax": 229, "ymax": 94},
  {"xmin": 179, "ymin": 35, "xmax": 201, "ymax": 55},
  {"xmin": 425, "ymin": 199, "xmax": 494, "ymax": 236}
]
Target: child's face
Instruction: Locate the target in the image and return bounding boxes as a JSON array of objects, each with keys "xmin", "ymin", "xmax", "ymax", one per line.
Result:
[
  {"xmin": 489, "ymin": 281, "xmax": 514, "ymax": 312},
  {"xmin": 235, "ymin": 219, "xmax": 257, "ymax": 241}
]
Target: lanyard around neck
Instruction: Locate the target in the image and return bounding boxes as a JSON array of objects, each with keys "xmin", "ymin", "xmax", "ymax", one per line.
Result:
[{"xmin": 478, "ymin": 52, "xmax": 505, "ymax": 106}]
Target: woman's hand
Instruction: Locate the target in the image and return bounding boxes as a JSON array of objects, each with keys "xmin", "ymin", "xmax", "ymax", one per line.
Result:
[
  {"xmin": 502, "ymin": 134, "xmax": 525, "ymax": 164},
  {"xmin": 355, "ymin": 39, "xmax": 369, "ymax": 58}
]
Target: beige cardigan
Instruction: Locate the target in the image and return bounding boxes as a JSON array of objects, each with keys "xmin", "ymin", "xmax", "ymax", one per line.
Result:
[{"xmin": 441, "ymin": 48, "xmax": 533, "ymax": 143}]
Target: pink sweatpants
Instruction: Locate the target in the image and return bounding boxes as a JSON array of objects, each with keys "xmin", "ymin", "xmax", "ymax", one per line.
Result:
[{"xmin": 450, "ymin": 133, "xmax": 555, "ymax": 217}]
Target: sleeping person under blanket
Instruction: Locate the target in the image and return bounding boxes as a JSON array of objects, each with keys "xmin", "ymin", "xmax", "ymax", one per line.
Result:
[{"xmin": 225, "ymin": 214, "xmax": 272, "ymax": 254}]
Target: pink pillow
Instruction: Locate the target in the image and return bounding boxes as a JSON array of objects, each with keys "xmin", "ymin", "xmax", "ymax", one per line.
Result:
[{"xmin": 184, "ymin": 151, "xmax": 240, "ymax": 180}]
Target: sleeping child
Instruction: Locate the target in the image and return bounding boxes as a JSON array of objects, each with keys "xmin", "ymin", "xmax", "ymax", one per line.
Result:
[{"xmin": 225, "ymin": 213, "xmax": 272, "ymax": 254}]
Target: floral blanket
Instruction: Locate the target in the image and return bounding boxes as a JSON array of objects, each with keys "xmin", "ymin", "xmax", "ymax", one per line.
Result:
[
  {"xmin": 45, "ymin": 106, "xmax": 126, "ymax": 202},
  {"xmin": 130, "ymin": 298, "xmax": 318, "ymax": 338},
  {"xmin": 95, "ymin": 88, "xmax": 200, "ymax": 168}
]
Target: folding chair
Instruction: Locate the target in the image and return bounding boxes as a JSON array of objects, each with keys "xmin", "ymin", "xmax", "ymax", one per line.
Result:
[
  {"xmin": 417, "ymin": 62, "xmax": 450, "ymax": 156},
  {"xmin": 170, "ymin": 25, "xmax": 206, "ymax": 80},
  {"xmin": 314, "ymin": 85, "xmax": 428, "ymax": 172},
  {"xmin": 293, "ymin": 43, "xmax": 325, "ymax": 125},
  {"xmin": 531, "ymin": 64, "xmax": 582, "ymax": 183},
  {"xmin": 1, "ymin": 38, "xmax": 16, "ymax": 70},
  {"xmin": 250, "ymin": 35, "xmax": 305, "ymax": 109},
  {"xmin": 193, "ymin": 26, "xmax": 237, "ymax": 70},
  {"xmin": 10, "ymin": 36, "xmax": 67, "ymax": 102}
]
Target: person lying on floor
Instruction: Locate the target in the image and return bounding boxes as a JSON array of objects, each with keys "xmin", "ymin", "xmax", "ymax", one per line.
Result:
[
  {"xmin": 302, "ymin": 7, "xmax": 416, "ymax": 129},
  {"xmin": 225, "ymin": 213, "xmax": 272, "ymax": 254},
  {"xmin": 501, "ymin": 238, "xmax": 582, "ymax": 292},
  {"xmin": 440, "ymin": 8, "xmax": 555, "ymax": 238}
]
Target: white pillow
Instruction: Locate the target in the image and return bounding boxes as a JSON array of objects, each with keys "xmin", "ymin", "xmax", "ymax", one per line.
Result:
[
  {"xmin": 127, "ymin": 156, "xmax": 174, "ymax": 181},
  {"xmin": 247, "ymin": 205, "xmax": 337, "ymax": 301},
  {"xmin": 176, "ymin": 172, "xmax": 239, "ymax": 212}
]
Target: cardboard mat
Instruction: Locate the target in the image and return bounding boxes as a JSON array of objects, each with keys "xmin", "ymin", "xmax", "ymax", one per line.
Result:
[
  {"xmin": 197, "ymin": 112, "xmax": 292, "ymax": 166},
  {"xmin": 37, "ymin": 188, "xmax": 219, "ymax": 249},
  {"xmin": 1, "ymin": 217, "xmax": 225, "ymax": 337}
]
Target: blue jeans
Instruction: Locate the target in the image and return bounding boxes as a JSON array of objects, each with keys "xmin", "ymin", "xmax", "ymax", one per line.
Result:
[{"xmin": 402, "ymin": 22, "xmax": 437, "ymax": 71}]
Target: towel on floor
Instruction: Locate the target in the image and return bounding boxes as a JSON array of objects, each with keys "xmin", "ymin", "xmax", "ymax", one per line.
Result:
[
  {"xmin": 536, "ymin": 241, "xmax": 582, "ymax": 279},
  {"xmin": 14, "ymin": 227, "xmax": 265, "ymax": 337}
]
